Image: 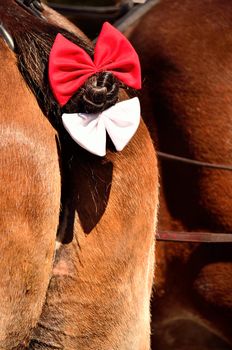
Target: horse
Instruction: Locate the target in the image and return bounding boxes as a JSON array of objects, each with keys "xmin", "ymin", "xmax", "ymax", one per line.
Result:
[
  {"xmin": 0, "ymin": 1, "xmax": 158, "ymax": 349},
  {"xmin": 127, "ymin": 0, "xmax": 232, "ymax": 349}
]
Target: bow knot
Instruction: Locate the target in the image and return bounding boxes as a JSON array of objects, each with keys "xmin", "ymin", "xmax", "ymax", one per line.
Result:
[
  {"xmin": 49, "ymin": 22, "xmax": 141, "ymax": 106},
  {"xmin": 62, "ymin": 98, "xmax": 140, "ymax": 156}
]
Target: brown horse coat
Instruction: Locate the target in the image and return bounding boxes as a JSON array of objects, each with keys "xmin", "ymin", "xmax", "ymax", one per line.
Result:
[
  {"xmin": 0, "ymin": 1, "xmax": 158, "ymax": 349},
  {"xmin": 128, "ymin": 0, "xmax": 232, "ymax": 349},
  {"xmin": 0, "ymin": 41, "xmax": 61, "ymax": 348}
]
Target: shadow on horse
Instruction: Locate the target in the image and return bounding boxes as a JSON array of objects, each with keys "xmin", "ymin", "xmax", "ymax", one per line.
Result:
[
  {"xmin": 127, "ymin": 0, "xmax": 232, "ymax": 349},
  {"xmin": 0, "ymin": 1, "xmax": 158, "ymax": 349}
]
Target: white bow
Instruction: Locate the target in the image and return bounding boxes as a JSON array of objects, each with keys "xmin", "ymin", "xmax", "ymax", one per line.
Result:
[{"xmin": 62, "ymin": 97, "xmax": 141, "ymax": 156}]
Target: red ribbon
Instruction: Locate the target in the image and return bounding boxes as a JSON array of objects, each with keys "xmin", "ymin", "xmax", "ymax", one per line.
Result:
[{"xmin": 49, "ymin": 22, "xmax": 141, "ymax": 107}]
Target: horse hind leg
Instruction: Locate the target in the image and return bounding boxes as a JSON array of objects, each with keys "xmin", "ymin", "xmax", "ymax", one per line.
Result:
[
  {"xmin": 0, "ymin": 130, "xmax": 61, "ymax": 349},
  {"xmin": 0, "ymin": 128, "xmax": 61, "ymax": 349}
]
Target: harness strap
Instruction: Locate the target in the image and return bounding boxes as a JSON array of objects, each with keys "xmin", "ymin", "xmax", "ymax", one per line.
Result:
[
  {"xmin": 157, "ymin": 151, "xmax": 232, "ymax": 171},
  {"xmin": 48, "ymin": 2, "xmax": 132, "ymax": 17},
  {"xmin": 15, "ymin": 0, "xmax": 44, "ymax": 18},
  {"xmin": 114, "ymin": 0, "xmax": 160, "ymax": 32},
  {"xmin": 0, "ymin": 23, "xmax": 14, "ymax": 51},
  {"xmin": 156, "ymin": 231, "xmax": 232, "ymax": 243}
]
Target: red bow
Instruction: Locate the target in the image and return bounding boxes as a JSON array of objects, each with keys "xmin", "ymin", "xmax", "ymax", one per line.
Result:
[{"xmin": 48, "ymin": 22, "xmax": 141, "ymax": 107}]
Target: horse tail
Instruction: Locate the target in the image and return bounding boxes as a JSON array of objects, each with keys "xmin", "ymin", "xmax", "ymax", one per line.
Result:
[{"xmin": 64, "ymin": 71, "xmax": 120, "ymax": 114}]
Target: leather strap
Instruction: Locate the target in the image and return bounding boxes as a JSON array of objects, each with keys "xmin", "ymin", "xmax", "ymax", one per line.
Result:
[
  {"xmin": 156, "ymin": 231, "xmax": 232, "ymax": 243},
  {"xmin": 157, "ymin": 151, "xmax": 232, "ymax": 171}
]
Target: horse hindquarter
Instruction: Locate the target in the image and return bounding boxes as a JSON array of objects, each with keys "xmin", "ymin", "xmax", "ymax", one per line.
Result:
[
  {"xmin": 0, "ymin": 42, "xmax": 60, "ymax": 349},
  {"xmin": 30, "ymin": 116, "xmax": 158, "ymax": 350}
]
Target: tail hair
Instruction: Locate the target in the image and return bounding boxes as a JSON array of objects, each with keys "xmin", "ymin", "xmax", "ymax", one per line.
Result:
[{"xmin": 64, "ymin": 72, "xmax": 120, "ymax": 114}]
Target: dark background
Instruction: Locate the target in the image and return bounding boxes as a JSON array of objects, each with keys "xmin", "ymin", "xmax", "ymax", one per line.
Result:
[{"xmin": 46, "ymin": 0, "xmax": 133, "ymax": 38}]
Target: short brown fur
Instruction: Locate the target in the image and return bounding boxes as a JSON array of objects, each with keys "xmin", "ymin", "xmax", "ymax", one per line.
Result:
[
  {"xmin": 0, "ymin": 1, "xmax": 158, "ymax": 349},
  {"xmin": 128, "ymin": 0, "xmax": 232, "ymax": 348},
  {"xmin": 0, "ymin": 41, "xmax": 61, "ymax": 348}
]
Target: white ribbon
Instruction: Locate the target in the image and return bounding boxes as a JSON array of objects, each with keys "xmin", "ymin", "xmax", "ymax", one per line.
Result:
[{"xmin": 62, "ymin": 97, "xmax": 141, "ymax": 156}]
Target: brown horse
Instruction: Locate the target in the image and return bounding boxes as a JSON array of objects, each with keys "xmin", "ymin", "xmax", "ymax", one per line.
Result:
[
  {"xmin": 0, "ymin": 1, "xmax": 158, "ymax": 349},
  {"xmin": 128, "ymin": 0, "xmax": 232, "ymax": 349}
]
